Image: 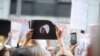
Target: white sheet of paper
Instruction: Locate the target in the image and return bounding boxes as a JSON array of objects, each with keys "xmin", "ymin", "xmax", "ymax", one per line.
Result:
[
  {"xmin": 11, "ymin": 22, "xmax": 22, "ymax": 47},
  {"xmin": 11, "ymin": 32, "xmax": 20, "ymax": 47},
  {"xmin": 11, "ymin": 22, "xmax": 22, "ymax": 32},
  {"xmin": 21, "ymin": 21, "xmax": 29, "ymax": 38},
  {"xmin": 70, "ymin": 0, "xmax": 89, "ymax": 30}
]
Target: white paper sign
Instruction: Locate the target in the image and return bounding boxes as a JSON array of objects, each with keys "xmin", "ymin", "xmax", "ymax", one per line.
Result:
[
  {"xmin": 11, "ymin": 22, "xmax": 22, "ymax": 32},
  {"xmin": 11, "ymin": 22, "xmax": 22, "ymax": 47},
  {"xmin": 70, "ymin": 0, "xmax": 89, "ymax": 30},
  {"xmin": 21, "ymin": 21, "xmax": 29, "ymax": 38},
  {"xmin": 11, "ymin": 32, "xmax": 20, "ymax": 47}
]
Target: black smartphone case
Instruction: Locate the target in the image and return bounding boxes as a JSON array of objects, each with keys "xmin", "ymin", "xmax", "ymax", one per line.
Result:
[{"xmin": 29, "ymin": 20, "xmax": 57, "ymax": 39}]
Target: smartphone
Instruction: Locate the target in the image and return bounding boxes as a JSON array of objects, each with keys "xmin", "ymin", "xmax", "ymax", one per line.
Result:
[
  {"xmin": 70, "ymin": 32, "xmax": 77, "ymax": 45},
  {"xmin": 29, "ymin": 20, "xmax": 57, "ymax": 39}
]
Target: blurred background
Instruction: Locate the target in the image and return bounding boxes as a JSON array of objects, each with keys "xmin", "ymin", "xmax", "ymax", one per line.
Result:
[{"xmin": 0, "ymin": 0, "xmax": 100, "ymax": 56}]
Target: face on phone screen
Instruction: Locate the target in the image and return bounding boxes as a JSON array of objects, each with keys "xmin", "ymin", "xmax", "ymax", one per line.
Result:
[
  {"xmin": 70, "ymin": 33, "xmax": 77, "ymax": 45},
  {"xmin": 29, "ymin": 20, "xmax": 57, "ymax": 39}
]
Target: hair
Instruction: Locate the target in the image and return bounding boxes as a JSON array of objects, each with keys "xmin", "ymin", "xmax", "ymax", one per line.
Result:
[
  {"xmin": 10, "ymin": 47, "xmax": 31, "ymax": 56},
  {"xmin": 30, "ymin": 46, "xmax": 45, "ymax": 56},
  {"xmin": 47, "ymin": 45, "xmax": 60, "ymax": 55},
  {"xmin": 60, "ymin": 54, "xmax": 67, "ymax": 56},
  {"xmin": 11, "ymin": 46, "xmax": 45, "ymax": 56}
]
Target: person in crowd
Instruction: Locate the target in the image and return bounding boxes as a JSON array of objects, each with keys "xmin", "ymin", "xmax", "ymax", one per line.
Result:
[
  {"xmin": 10, "ymin": 29, "xmax": 46, "ymax": 56},
  {"xmin": 74, "ymin": 30, "xmax": 90, "ymax": 56},
  {"xmin": 55, "ymin": 27, "xmax": 73, "ymax": 56},
  {"xmin": 47, "ymin": 45, "xmax": 60, "ymax": 56},
  {"xmin": 0, "ymin": 27, "xmax": 74, "ymax": 56},
  {"xmin": 21, "ymin": 27, "xmax": 72, "ymax": 56},
  {"xmin": 0, "ymin": 47, "xmax": 10, "ymax": 56},
  {"xmin": 0, "ymin": 30, "xmax": 46, "ymax": 56},
  {"xmin": 4, "ymin": 32, "xmax": 22, "ymax": 48},
  {"xmin": 0, "ymin": 32, "xmax": 13, "ymax": 56},
  {"xmin": 10, "ymin": 46, "xmax": 45, "ymax": 56},
  {"xmin": 66, "ymin": 32, "xmax": 77, "ymax": 56}
]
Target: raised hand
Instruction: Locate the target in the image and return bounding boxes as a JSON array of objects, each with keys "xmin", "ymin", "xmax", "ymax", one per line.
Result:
[
  {"xmin": 56, "ymin": 27, "xmax": 63, "ymax": 39},
  {"xmin": 56, "ymin": 47, "xmax": 73, "ymax": 56},
  {"xmin": 8, "ymin": 32, "xmax": 12, "ymax": 39},
  {"xmin": 26, "ymin": 29, "xmax": 34, "ymax": 41},
  {"xmin": 22, "ymin": 29, "xmax": 34, "ymax": 47}
]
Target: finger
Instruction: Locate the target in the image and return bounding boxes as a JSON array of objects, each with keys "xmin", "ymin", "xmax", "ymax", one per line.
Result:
[
  {"xmin": 56, "ymin": 27, "xmax": 60, "ymax": 33},
  {"xmin": 30, "ymin": 29, "xmax": 34, "ymax": 31},
  {"xmin": 8, "ymin": 32, "xmax": 12, "ymax": 37},
  {"xmin": 28, "ymin": 29, "xmax": 34, "ymax": 32},
  {"xmin": 55, "ymin": 27, "xmax": 58, "ymax": 32},
  {"xmin": 59, "ymin": 31, "xmax": 62, "ymax": 36},
  {"xmin": 29, "ymin": 29, "xmax": 34, "ymax": 34},
  {"xmin": 27, "ymin": 29, "xmax": 34, "ymax": 34}
]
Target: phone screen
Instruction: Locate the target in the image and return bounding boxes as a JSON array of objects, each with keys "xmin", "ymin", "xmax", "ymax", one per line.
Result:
[
  {"xmin": 70, "ymin": 33, "xmax": 77, "ymax": 45},
  {"xmin": 71, "ymin": 33, "xmax": 77, "ymax": 40},
  {"xmin": 29, "ymin": 20, "xmax": 57, "ymax": 39}
]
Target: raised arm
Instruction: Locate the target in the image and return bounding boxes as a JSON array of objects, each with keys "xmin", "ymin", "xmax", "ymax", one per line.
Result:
[
  {"xmin": 22, "ymin": 29, "xmax": 39, "ymax": 47},
  {"xmin": 56, "ymin": 27, "xmax": 73, "ymax": 56},
  {"xmin": 56, "ymin": 27, "xmax": 65, "ymax": 48},
  {"xmin": 21, "ymin": 30, "xmax": 33, "ymax": 47},
  {"xmin": 4, "ymin": 32, "xmax": 12, "ymax": 47}
]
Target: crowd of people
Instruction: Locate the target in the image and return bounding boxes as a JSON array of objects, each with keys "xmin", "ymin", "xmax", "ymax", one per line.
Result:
[{"xmin": 0, "ymin": 27, "xmax": 90, "ymax": 56}]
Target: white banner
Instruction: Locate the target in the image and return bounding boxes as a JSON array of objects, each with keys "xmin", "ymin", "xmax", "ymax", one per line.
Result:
[{"xmin": 70, "ymin": 0, "xmax": 89, "ymax": 30}]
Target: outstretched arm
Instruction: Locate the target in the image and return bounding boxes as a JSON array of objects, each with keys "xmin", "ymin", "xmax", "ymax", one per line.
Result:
[
  {"xmin": 4, "ymin": 32, "xmax": 12, "ymax": 47},
  {"xmin": 22, "ymin": 29, "xmax": 39, "ymax": 47},
  {"xmin": 56, "ymin": 27, "xmax": 65, "ymax": 48},
  {"xmin": 56, "ymin": 27, "xmax": 73, "ymax": 56},
  {"xmin": 21, "ymin": 30, "xmax": 33, "ymax": 47}
]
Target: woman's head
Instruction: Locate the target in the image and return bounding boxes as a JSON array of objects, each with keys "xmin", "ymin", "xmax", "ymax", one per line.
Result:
[
  {"xmin": 11, "ymin": 47, "xmax": 31, "ymax": 56},
  {"xmin": 11, "ymin": 46, "xmax": 45, "ymax": 56},
  {"xmin": 30, "ymin": 46, "xmax": 45, "ymax": 56}
]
